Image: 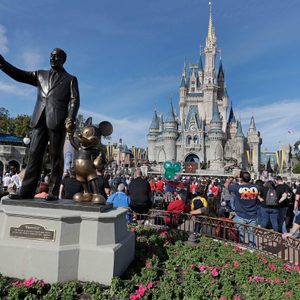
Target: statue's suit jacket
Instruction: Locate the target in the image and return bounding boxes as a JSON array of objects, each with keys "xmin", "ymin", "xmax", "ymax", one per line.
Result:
[{"xmin": 1, "ymin": 61, "xmax": 80, "ymax": 130}]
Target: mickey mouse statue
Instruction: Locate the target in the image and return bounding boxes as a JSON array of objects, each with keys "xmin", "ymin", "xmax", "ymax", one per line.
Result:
[{"xmin": 66, "ymin": 117, "xmax": 113, "ymax": 203}]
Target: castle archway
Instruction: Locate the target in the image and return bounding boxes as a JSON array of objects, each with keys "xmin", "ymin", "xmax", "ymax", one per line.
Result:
[{"xmin": 185, "ymin": 153, "xmax": 200, "ymax": 163}]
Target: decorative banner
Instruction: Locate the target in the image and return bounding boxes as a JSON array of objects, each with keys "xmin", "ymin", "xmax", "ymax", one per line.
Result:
[
  {"xmin": 138, "ymin": 148, "xmax": 141, "ymax": 159},
  {"xmin": 246, "ymin": 149, "xmax": 254, "ymax": 166},
  {"xmin": 276, "ymin": 150, "xmax": 285, "ymax": 171},
  {"xmin": 106, "ymin": 145, "xmax": 110, "ymax": 160},
  {"xmin": 132, "ymin": 146, "xmax": 136, "ymax": 160}
]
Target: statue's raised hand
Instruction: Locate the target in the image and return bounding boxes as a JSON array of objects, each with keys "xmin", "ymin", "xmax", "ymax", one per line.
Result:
[{"xmin": 0, "ymin": 54, "xmax": 5, "ymax": 68}]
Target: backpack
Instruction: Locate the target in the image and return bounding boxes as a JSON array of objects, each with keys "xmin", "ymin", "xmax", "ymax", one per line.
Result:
[{"xmin": 265, "ymin": 188, "xmax": 278, "ymax": 206}]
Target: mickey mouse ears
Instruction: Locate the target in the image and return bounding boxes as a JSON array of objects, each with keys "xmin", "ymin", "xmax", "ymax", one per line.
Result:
[{"xmin": 99, "ymin": 121, "xmax": 113, "ymax": 137}]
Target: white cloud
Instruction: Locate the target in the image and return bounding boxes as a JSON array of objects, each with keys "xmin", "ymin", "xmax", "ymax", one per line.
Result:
[
  {"xmin": 22, "ymin": 50, "xmax": 43, "ymax": 70},
  {"xmin": 237, "ymin": 99, "xmax": 300, "ymax": 151},
  {"xmin": 80, "ymin": 109, "xmax": 149, "ymax": 148},
  {"xmin": 0, "ymin": 24, "xmax": 8, "ymax": 54},
  {"xmin": 0, "ymin": 81, "xmax": 33, "ymax": 97}
]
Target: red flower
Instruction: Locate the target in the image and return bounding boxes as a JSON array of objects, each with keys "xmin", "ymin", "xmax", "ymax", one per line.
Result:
[
  {"xmin": 262, "ymin": 258, "xmax": 268, "ymax": 264},
  {"xmin": 130, "ymin": 227, "xmax": 135, "ymax": 232},
  {"xmin": 234, "ymin": 298, "xmax": 241, "ymax": 300},
  {"xmin": 223, "ymin": 264, "xmax": 230, "ymax": 269},
  {"xmin": 268, "ymin": 264, "xmax": 276, "ymax": 271},
  {"xmin": 130, "ymin": 295, "xmax": 141, "ymax": 300},
  {"xmin": 159, "ymin": 231, "xmax": 168, "ymax": 237},
  {"xmin": 293, "ymin": 265, "xmax": 300, "ymax": 271},
  {"xmin": 233, "ymin": 261, "xmax": 240, "ymax": 267},
  {"xmin": 164, "ymin": 241, "xmax": 170, "ymax": 245},
  {"xmin": 145, "ymin": 263, "xmax": 151, "ymax": 268},
  {"xmin": 220, "ymin": 297, "xmax": 227, "ymax": 300}
]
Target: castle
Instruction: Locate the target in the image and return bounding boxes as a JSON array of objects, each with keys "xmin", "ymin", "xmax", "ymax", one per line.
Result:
[{"xmin": 147, "ymin": 4, "xmax": 262, "ymax": 173}]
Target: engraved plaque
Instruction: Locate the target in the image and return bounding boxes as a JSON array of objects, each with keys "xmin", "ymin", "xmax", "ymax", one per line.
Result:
[{"xmin": 9, "ymin": 224, "xmax": 55, "ymax": 241}]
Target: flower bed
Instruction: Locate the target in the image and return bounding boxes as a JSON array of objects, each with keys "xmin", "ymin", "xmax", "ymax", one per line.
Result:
[{"xmin": 0, "ymin": 225, "xmax": 300, "ymax": 299}]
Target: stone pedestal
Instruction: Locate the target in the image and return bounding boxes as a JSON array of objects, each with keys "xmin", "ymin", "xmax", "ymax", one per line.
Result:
[{"xmin": 0, "ymin": 198, "xmax": 135, "ymax": 285}]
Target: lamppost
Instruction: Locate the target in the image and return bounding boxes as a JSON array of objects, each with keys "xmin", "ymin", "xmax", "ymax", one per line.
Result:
[{"xmin": 22, "ymin": 135, "xmax": 31, "ymax": 169}]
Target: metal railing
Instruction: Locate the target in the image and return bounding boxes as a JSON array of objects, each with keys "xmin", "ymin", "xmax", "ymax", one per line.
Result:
[{"xmin": 133, "ymin": 209, "xmax": 300, "ymax": 266}]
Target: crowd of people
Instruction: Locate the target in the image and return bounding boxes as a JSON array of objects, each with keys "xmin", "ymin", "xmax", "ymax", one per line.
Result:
[{"xmin": 1, "ymin": 166, "xmax": 300, "ymax": 240}]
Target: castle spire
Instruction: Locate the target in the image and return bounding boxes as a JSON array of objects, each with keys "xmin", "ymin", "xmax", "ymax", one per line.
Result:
[
  {"xmin": 208, "ymin": 1, "xmax": 214, "ymax": 42},
  {"xmin": 249, "ymin": 115, "xmax": 257, "ymax": 132},
  {"xmin": 149, "ymin": 109, "xmax": 159, "ymax": 130},
  {"xmin": 228, "ymin": 101, "xmax": 236, "ymax": 123},
  {"xmin": 166, "ymin": 98, "xmax": 176, "ymax": 122}
]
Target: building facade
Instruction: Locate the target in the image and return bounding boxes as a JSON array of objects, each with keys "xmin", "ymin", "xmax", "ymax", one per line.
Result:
[{"xmin": 147, "ymin": 4, "xmax": 262, "ymax": 173}]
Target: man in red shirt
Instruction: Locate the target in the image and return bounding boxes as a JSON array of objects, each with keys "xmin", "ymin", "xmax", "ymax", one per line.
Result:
[
  {"xmin": 155, "ymin": 176, "xmax": 165, "ymax": 193},
  {"xmin": 210, "ymin": 181, "xmax": 220, "ymax": 200}
]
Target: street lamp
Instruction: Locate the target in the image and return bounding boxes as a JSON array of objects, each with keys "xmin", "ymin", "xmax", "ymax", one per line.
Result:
[{"xmin": 22, "ymin": 136, "xmax": 31, "ymax": 168}]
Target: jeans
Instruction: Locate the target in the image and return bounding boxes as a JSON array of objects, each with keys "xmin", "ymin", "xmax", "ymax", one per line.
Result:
[
  {"xmin": 278, "ymin": 207, "xmax": 289, "ymax": 233},
  {"xmin": 259, "ymin": 207, "xmax": 279, "ymax": 232},
  {"xmin": 234, "ymin": 215, "xmax": 257, "ymax": 247}
]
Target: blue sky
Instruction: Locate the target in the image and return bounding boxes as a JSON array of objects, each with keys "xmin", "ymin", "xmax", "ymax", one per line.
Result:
[{"xmin": 0, "ymin": 0, "xmax": 299, "ymax": 151}]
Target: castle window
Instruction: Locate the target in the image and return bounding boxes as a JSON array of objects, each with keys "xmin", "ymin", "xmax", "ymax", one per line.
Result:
[
  {"xmin": 191, "ymin": 88, "xmax": 195, "ymax": 92},
  {"xmin": 191, "ymin": 80, "xmax": 195, "ymax": 85},
  {"xmin": 193, "ymin": 135, "xmax": 199, "ymax": 144},
  {"xmin": 186, "ymin": 135, "xmax": 192, "ymax": 145}
]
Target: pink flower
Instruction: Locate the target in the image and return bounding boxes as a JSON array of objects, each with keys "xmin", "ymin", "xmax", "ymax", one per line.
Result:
[
  {"xmin": 248, "ymin": 276, "xmax": 253, "ymax": 282},
  {"xmin": 262, "ymin": 258, "xmax": 268, "ymax": 264},
  {"xmin": 234, "ymin": 298, "xmax": 241, "ymax": 300},
  {"xmin": 233, "ymin": 261, "xmax": 240, "ymax": 267},
  {"xmin": 130, "ymin": 227, "xmax": 135, "ymax": 232},
  {"xmin": 284, "ymin": 291, "xmax": 293, "ymax": 297},
  {"xmin": 23, "ymin": 278, "xmax": 36, "ymax": 287},
  {"xmin": 268, "ymin": 264, "xmax": 276, "ymax": 271},
  {"xmin": 145, "ymin": 263, "xmax": 151, "ymax": 268},
  {"xmin": 137, "ymin": 285, "xmax": 146, "ymax": 297},
  {"xmin": 130, "ymin": 295, "xmax": 141, "ymax": 300},
  {"xmin": 220, "ymin": 297, "xmax": 227, "ymax": 300},
  {"xmin": 164, "ymin": 241, "xmax": 170, "ymax": 245},
  {"xmin": 274, "ymin": 278, "xmax": 281, "ymax": 283},
  {"xmin": 284, "ymin": 263, "xmax": 290, "ymax": 269},
  {"xmin": 147, "ymin": 282, "xmax": 153, "ymax": 289},
  {"xmin": 190, "ymin": 264, "xmax": 195, "ymax": 268},
  {"xmin": 199, "ymin": 265, "xmax": 206, "ymax": 272},
  {"xmin": 253, "ymin": 276, "xmax": 264, "ymax": 282},
  {"xmin": 223, "ymin": 263, "xmax": 230, "ymax": 268},
  {"xmin": 159, "ymin": 231, "xmax": 168, "ymax": 237},
  {"xmin": 211, "ymin": 268, "xmax": 219, "ymax": 277},
  {"xmin": 293, "ymin": 265, "xmax": 300, "ymax": 271}
]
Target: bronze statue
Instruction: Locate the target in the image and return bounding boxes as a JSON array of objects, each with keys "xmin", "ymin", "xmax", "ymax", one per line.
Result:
[
  {"xmin": 0, "ymin": 48, "xmax": 80, "ymax": 200},
  {"xmin": 67, "ymin": 117, "xmax": 113, "ymax": 203}
]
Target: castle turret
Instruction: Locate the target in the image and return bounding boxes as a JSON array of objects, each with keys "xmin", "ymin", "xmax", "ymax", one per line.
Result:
[
  {"xmin": 208, "ymin": 100, "xmax": 225, "ymax": 170},
  {"xmin": 179, "ymin": 62, "xmax": 188, "ymax": 128},
  {"xmin": 247, "ymin": 115, "xmax": 262, "ymax": 173},
  {"xmin": 147, "ymin": 110, "xmax": 159, "ymax": 162},
  {"xmin": 163, "ymin": 100, "xmax": 178, "ymax": 161},
  {"xmin": 235, "ymin": 120, "xmax": 246, "ymax": 168}
]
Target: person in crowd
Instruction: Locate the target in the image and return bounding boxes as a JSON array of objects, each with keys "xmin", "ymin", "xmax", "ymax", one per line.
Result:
[
  {"xmin": 2, "ymin": 173, "xmax": 11, "ymax": 192},
  {"xmin": 162, "ymin": 189, "xmax": 189, "ymax": 228},
  {"xmin": 275, "ymin": 176, "xmax": 290, "ymax": 233},
  {"xmin": 210, "ymin": 180, "xmax": 221, "ymax": 200},
  {"xmin": 128, "ymin": 169, "xmax": 152, "ymax": 214},
  {"xmin": 34, "ymin": 182, "xmax": 49, "ymax": 199},
  {"xmin": 107, "ymin": 183, "xmax": 131, "ymax": 223},
  {"xmin": 224, "ymin": 171, "xmax": 260, "ymax": 247},
  {"xmin": 258, "ymin": 181, "xmax": 279, "ymax": 232},
  {"xmin": 10, "ymin": 166, "xmax": 21, "ymax": 192},
  {"xmin": 149, "ymin": 177, "xmax": 156, "ymax": 192},
  {"xmin": 189, "ymin": 179, "xmax": 198, "ymax": 198},
  {"xmin": 59, "ymin": 168, "xmax": 83, "ymax": 200},
  {"xmin": 189, "ymin": 185, "xmax": 209, "ymax": 233},
  {"xmin": 282, "ymin": 213, "xmax": 300, "ymax": 240},
  {"xmin": 96, "ymin": 167, "xmax": 111, "ymax": 199},
  {"xmin": 155, "ymin": 176, "xmax": 164, "ymax": 193}
]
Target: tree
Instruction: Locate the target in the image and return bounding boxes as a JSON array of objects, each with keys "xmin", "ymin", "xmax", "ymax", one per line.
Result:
[
  {"xmin": 0, "ymin": 107, "xmax": 10, "ymax": 134},
  {"xmin": 10, "ymin": 114, "xmax": 31, "ymax": 137}
]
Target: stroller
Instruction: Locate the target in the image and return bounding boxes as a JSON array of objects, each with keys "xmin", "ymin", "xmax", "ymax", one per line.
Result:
[{"xmin": 153, "ymin": 191, "xmax": 164, "ymax": 209}]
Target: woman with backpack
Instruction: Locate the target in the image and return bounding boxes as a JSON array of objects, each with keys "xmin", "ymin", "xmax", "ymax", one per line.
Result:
[{"xmin": 258, "ymin": 181, "xmax": 280, "ymax": 232}]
